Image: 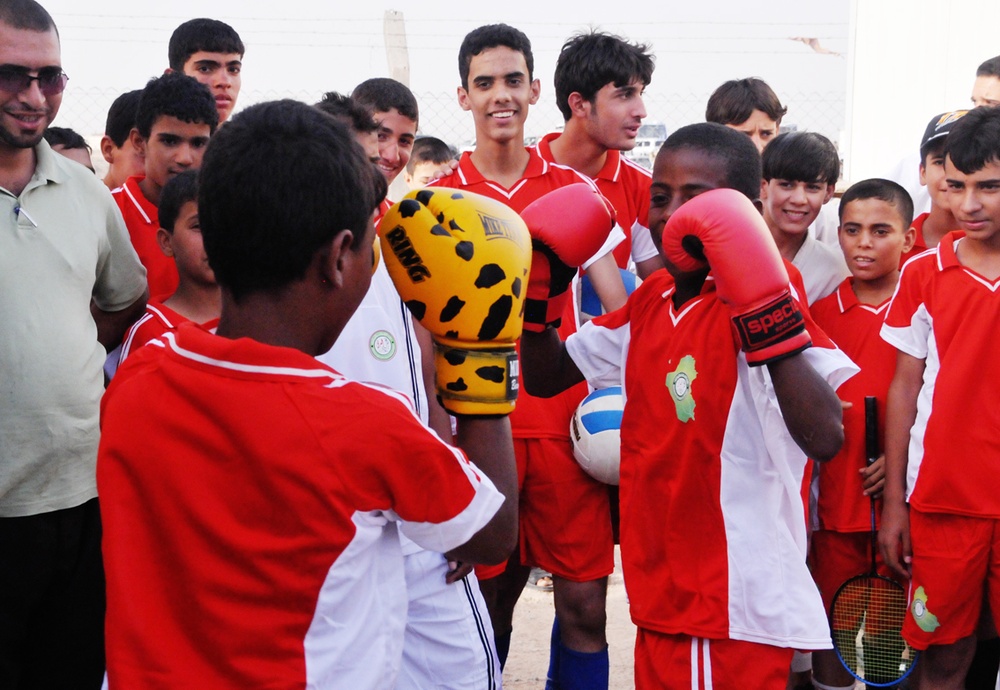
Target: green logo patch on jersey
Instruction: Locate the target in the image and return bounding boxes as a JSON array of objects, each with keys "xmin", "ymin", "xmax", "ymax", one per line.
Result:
[{"xmin": 666, "ymin": 355, "xmax": 698, "ymax": 423}]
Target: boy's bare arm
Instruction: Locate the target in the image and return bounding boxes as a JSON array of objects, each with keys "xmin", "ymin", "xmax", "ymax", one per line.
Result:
[
  {"xmin": 878, "ymin": 350, "xmax": 924, "ymax": 579},
  {"xmin": 445, "ymin": 415, "xmax": 518, "ymax": 565},
  {"xmin": 584, "ymin": 253, "xmax": 628, "ymax": 313},
  {"xmin": 520, "ymin": 328, "xmax": 586, "ymax": 398},
  {"xmin": 767, "ymin": 353, "xmax": 844, "ymax": 462},
  {"xmin": 92, "ymin": 289, "xmax": 149, "ymax": 352}
]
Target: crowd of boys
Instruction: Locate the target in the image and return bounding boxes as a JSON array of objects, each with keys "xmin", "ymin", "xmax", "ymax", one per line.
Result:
[{"xmin": 3, "ymin": 0, "xmax": 1000, "ymax": 687}]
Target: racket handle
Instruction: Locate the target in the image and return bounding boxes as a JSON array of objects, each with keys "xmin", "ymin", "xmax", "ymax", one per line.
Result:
[{"xmin": 864, "ymin": 396, "xmax": 878, "ymax": 466}]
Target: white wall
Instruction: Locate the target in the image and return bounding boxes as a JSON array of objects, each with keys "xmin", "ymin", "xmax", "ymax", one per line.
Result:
[{"xmin": 844, "ymin": 0, "xmax": 1000, "ymax": 184}]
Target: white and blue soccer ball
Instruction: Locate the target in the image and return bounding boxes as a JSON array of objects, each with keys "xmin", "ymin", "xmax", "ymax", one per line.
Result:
[{"xmin": 570, "ymin": 386, "xmax": 624, "ymax": 485}]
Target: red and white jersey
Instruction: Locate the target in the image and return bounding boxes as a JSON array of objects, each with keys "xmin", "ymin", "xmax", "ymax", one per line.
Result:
[
  {"xmin": 881, "ymin": 232, "xmax": 1000, "ymax": 516},
  {"xmin": 98, "ymin": 324, "xmax": 503, "ymax": 690},
  {"xmin": 118, "ymin": 301, "xmax": 219, "ymax": 366},
  {"xmin": 112, "ymin": 176, "xmax": 177, "ymax": 301},
  {"xmin": 811, "ymin": 279, "xmax": 895, "ymax": 531},
  {"xmin": 901, "ymin": 212, "xmax": 963, "ymax": 267},
  {"xmin": 565, "ymin": 270, "xmax": 856, "ymax": 647},
  {"xmin": 534, "ymin": 132, "xmax": 658, "ymax": 267},
  {"xmin": 430, "ymin": 149, "xmax": 624, "ymax": 439},
  {"xmin": 375, "ymin": 197, "xmax": 393, "ymax": 227}
]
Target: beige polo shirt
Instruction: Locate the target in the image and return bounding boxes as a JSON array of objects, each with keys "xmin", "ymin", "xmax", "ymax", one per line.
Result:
[{"xmin": 0, "ymin": 141, "xmax": 146, "ymax": 517}]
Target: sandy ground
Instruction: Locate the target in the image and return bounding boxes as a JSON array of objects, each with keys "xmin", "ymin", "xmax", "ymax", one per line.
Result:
[{"xmin": 502, "ymin": 547, "xmax": 637, "ymax": 689}]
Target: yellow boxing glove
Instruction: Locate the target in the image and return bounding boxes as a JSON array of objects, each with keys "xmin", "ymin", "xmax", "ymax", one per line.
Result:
[{"xmin": 380, "ymin": 188, "xmax": 531, "ymax": 415}]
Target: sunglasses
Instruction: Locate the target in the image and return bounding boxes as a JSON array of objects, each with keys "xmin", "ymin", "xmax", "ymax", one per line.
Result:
[{"xmin": 0, "ymin": 66, "xmax": 69, "ymax": 96}]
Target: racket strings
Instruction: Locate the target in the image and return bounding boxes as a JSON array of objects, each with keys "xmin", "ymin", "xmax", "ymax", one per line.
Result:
[{"xmin": 830, "ymin": 576, "xmax": 915, "ymax": 685}]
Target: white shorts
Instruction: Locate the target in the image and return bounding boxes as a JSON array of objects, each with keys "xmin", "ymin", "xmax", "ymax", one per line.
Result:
[{"xmin": 397, "ymin": 549, "xmax": 501, "ymax": 690}]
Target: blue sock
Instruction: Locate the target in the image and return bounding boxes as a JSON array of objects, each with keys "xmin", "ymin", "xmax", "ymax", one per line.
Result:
[
  {"xmin": 495, "ymin": 630, "xmax": 511, "ymax": 670},
  {"xmin": 545, "ymin": 616, "xmax": 561, "ymax": 690},
  {"xmin": 557, "ymin": 641, "xmax": 609, "ymax": 690}
]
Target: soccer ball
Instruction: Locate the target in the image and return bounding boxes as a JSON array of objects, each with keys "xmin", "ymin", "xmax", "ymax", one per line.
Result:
[
  {"xmin": 579, "ymin": 269, "xmax": 640, "ymax": 320},
  {"xmin": 570, "ymin": 387, "xmax": 624, "ymax": 485}
]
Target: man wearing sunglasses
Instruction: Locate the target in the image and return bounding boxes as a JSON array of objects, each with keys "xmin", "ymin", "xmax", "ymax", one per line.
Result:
[{"xmin": 0, "ymin": 1, "xmax": 147, "ymax": 687}]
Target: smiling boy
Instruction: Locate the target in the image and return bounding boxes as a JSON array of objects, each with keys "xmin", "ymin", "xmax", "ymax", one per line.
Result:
[{"xmin": 760, "ymin": 131, "xmax": 848, "ymax": 304}]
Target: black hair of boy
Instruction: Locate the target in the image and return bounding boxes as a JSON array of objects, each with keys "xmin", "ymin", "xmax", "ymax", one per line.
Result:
[
  {"xmin": 198, "ymin": 100, "xmax": 387, "ymax": 302},
  {"xmin": 977, "ymin": 56, "xmax": 1000, "ymax": 79},
  {"xmin": 706, "ymin": 77, "xmax": 787, "ymax": 126},
  {"xmin": 43, "ymin": 126, "xmax": 90, "ymax": 153},
  {"xmin": 315, "ymin": 92, "xmax": 377, "ymax": 135},
  {"xmin": 660, "ymin": 122, "xmax": 762, "ymax": 201},
  {"xmin": 407, "ymin": 136, "xmax": 455, "ymax": 174},
  {"xmin": 135, "ymin": 72, "xmax": 219, "ymax": 139},
  {"xmin": 0, "ymin": 0, "xmax": 55, "ymax": 32},
  {"xmin": 158, "ymin": 170, "xmax": 199, "ymax": 234},
  {"xmin": 761, "ymin": 131, "xmax": 840, "ymax": 185},
  {"xmin": 553, "ymin": 30, "xmax": 654, "ymax": 121},
  {"xmin": 838, "ymin": 178, "xmax": 914, "ymax": 227},
  {"xmin": 168, "ymin": 18, "xmax": 245, "ymax": 70},
  {"xmin": 458, "ymin": 23, "xmax": 533, "ymax": 91},
  {"xmin": 105, "ymin": 89, "xmax": 142, "ymax": 147},
  {"xmin": 351, "ymin": 78, "xmax": 418, "ymax": 124},
  {"xmin": 945, "ymin": 105, "xmax": 1000, "ymax": 174}
]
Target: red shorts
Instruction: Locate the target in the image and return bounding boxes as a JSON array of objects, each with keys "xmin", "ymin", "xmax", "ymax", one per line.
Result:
[
  {"xmin": 476, "ymin": 437, "xmax": 614, "ymax": 581},
  {"xmin": 810, "ymin": 529, "xmax": 900, "ymax": 613},
  {"xmin": 634, "ymin": 630, "xmax": 792, "ymax": 690},
  {"xmin": 903, "ymin": 508, "xmax": 1000, "ymax": 650}
]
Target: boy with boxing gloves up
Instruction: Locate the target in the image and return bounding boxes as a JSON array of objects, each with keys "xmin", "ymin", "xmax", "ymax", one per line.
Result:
[{"xmin": 520, "ymin": 122, "xmax": 856, "ymax": 689}]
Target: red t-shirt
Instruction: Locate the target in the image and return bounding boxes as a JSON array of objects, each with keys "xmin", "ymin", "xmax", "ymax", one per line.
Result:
[
  {"xmin": 567, "ymin": 270, "xmax": 854, "ymax": 646},
  {"xmin": 99, "ymin": 324, "xmax": 503, "ymax": 689},
  {"xmin": 112, "ymin": 176, "xmax": 177, "ymax": 301},
  {"xmin": 811, "ymin": 278, "xmax": 896, "ymax": 531},
  {"xmin": 118, "ymin": 301, "xmax": 219, "ymax": 366},
  {"xmin": 882, "ymin": 232, "xmax": 1000, "ymax": 517}
]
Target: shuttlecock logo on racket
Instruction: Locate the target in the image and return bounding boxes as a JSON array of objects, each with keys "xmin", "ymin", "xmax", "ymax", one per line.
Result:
[
  {"xmin": 911, "ymin": 587, "xmax": 940, "ymax": 632},
  {"xmin": 666, "ymin": 355, "xmax": 698, "ymax": 422}
]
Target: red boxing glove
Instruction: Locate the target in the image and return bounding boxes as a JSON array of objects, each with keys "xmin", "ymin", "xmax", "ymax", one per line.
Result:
[
  {"xmin": 662, "ymin": 188, "xmax": 811, "ymax": 365},
  {"xmin": 521, "ymin": 183, "xmax": 615, "ymax": 332}
]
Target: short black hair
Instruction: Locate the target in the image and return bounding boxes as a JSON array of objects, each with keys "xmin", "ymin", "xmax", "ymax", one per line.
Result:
[
  {"xmin": 315, "ymin": 92, "xmax": 377, "ymax": 135},
  {"xmin": 407, "ymin": 136, "xmax": 455, "ymax": 174},
  {"xmin": 658, "ymin": 122, "xmax": 762, "ymax": 202},
  {"xmin": 761, "ymin": 131, "xmax": 840, "ymax": 185},
  {"xmin": 198, "ymin": 100, "xmax": 386, "ymax": 302},
  {"xmin": 838, "ymin": 178, "xmax": 913, "ymax": 228},
  {"xmin": 351, "ymin": 78, "xmax": 418, "ymax": 124},
  {"xmin": 459, "ymin": 24, "xmax": 533, "ymax": 91},
  {"xmin": 168, "ymin": 18, "xmax": 244, "ymax": 71},
  {"xmin": 945, "ymin": 105, "xmax": 1000, "ymax": 174},
  {"xmin": 706, "ymin": 78, "xmax": 787, "ymax": 126},
  {"xmin": 43, "ymin": 126, "xmax": 90, "ymax": 153},
  {"xmin": 553, "ymin": 30, "xmax": 654, "ymax": 121},
  {"xmin": 105, "ymin": 89, "xmax": 142, "ymax": 147},
  {"xmin": 977, "ymin": 55, "xmax": 1000, "ymax": 79},
  {"xmin": 0, "ymin": 0, "xmax": 55, "ymax": 32},
  {"xmin": 159, "ymin": 170, "xmax": 199, "ymax": 234},
  {"xmin": 135, "ymin": 72, "xmax": 219, "ymax": 139}
]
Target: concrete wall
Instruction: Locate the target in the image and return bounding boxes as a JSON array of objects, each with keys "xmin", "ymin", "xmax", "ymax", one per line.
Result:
[{"xmin": 843, "ymin": 0, "xmax": 1000, "ymax": 183}]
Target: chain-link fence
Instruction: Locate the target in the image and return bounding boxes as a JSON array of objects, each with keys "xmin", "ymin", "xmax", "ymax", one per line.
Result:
[{"xmin": 61, "ymin": 86, "xmax": 845, "ymax": 171}]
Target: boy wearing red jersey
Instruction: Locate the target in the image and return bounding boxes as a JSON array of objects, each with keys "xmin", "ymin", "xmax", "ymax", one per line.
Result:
[
  {"xmin": 808, "ymin": 178, "xmax": 915, "ymax": 690},
  {"xmin": 118, "ymin": 170, "xmax": 219, "ymax": 365},
  {"xmin": 99, "ymin": 100, "xmax": 520, "ymax": 690},
  {"xmin": 438, "ymin": 24, "xmax": 629, "ymax": 685},
  {"xmin": 521, "ymin": 122, "xmax": 852, "ymax": 689},
  {"xmin": 113, "ymin": 73, "xmax": 217, "ymax": 300},
  {"xmin": 880, "ymin": 105, "xmax": 1000, "ymax": 690},
  {"xmin": 903, "ymin": 110, "xmax": 968, "ymax": 264},
  {"xmin": 537, "ymin": 30, "xmax": 663, "ymax": 279}
]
